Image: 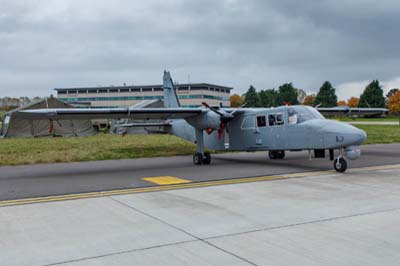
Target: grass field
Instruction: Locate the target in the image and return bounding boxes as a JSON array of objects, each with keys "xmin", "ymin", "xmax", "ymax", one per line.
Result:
[
  {"xmin": 332, "ymin": 116, "xmax": 400, "ymax": 122},
  {"xmin": 0, "ymin": 125, "xmax": 398, "ymax": 166},
  {"xmin": 357, "ymin": 125, "xmax": 400, "ymax": 144},
  {"xmin": 0, "ymin": 134, "xmax": 196, "ymax": 166}
]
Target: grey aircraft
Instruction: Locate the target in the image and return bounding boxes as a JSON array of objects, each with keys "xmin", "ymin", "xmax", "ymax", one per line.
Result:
[{"xmin": 18, "ymin": 71, "xmax": 367, "ymax": 172}]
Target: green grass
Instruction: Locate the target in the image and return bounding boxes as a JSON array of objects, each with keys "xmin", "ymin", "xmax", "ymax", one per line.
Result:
[
  {"xmin": 332, "ymin": 116, "xmax": 400, "ymax": 122},
  {"xmin": 355, "ymin": 125, "xmax": 400, "ymax": 144},
  {"xmin": 0, "ymin": 125, "xmax": 399, "ymax": 166},
  {"xmin": 0, "ymin": 134, "xmax": 196, "ymax": 166}
]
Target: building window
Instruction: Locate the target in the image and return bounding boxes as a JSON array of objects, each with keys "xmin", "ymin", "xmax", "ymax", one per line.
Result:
[
  {"xmin": 142, "ymin": 88, "xmax": 152, "ymax": 92},
  {"xmin": 190, "ymin": 87, "xmax": 205, "ymax": 90}
]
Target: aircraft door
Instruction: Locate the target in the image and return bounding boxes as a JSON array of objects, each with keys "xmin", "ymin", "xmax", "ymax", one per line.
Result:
[
  {"xmin": 241, "ymin": 115, "xmax": 258, "ymax": 149},
  {"xmin": 268, "ymin": 112, "xmax": 287, "ymax": 149}
]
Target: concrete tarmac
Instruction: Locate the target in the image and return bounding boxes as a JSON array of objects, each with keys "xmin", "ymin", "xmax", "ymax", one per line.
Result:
[
  {"xmin": 1, "ymin": 143, "xmax": 400, "ymax": 201},
  {"xmin": 1, "ymin": 164, "xmax": 400, "ymax": 266}
]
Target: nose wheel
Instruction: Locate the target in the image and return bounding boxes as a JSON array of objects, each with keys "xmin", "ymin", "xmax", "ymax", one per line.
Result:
[{"xmin": 334, "ymin": 157, "xmax": 347, "ymax": 172}]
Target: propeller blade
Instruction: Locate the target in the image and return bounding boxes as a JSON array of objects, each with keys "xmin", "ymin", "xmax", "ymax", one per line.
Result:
[
  {"xmin": 231, "ymin": 102, "xmax": 247, "ymax": 116},
  {"xmin": 202, "ymin": 102, "xmax": 224, "ymax": 116}
]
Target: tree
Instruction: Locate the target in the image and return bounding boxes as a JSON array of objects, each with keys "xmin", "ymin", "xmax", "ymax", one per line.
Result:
[
  {"xmin": 358, "ymin": 80, "xmax": 385, "ymax": 108},
  {"xmin": 314, "ymin": 81, "xmax": 338, "ymax": 107},
  {"xmin": 276, "ymin": 83, "xmax": 298, "ymax": 106},
  {"xmin": 303, "ymin": 95, "xmax": 315, "ymax": 106},
  {"xmin": 244, "ymin": 85, "xmax": 261, "ymax": 107},
  {"xmin": 337, "ymin": 100, "xmax": 346, "ymax": 106},
  {"xmin": 259, "ymin": 89, "xmax": 278, "ymax": 107},
  {"xmin": 387, "ymin": 88, "xmax": 399, "ymax": 98},
  {"xmin": 230, "ymin": 94, "xmax": 244, "ymax": 107},
  {"xmin": 296, "ymin": 89, "xmax": 307, "ymax": 104},
  {"xmin": 388, "ymin": 91, "xmax": 400, "ymax": 114},
  {"xmin": 347, "ymin": 97, "xmax": 359, "ymax": 107}
]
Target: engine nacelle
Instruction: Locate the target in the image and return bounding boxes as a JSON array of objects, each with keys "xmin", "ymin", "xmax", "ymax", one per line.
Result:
[
  {"xmin": 185, "ymin": 112, "xmax": 221, "ymax": 130},
  {"xmin": 345, "ymin": 146, "xmax": 361, "ymax": 160}
]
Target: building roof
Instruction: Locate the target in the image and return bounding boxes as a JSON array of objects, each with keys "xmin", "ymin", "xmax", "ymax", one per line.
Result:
[{"xmin": 54, "ymin": 83, "xmax": 233, "ymax": 92}]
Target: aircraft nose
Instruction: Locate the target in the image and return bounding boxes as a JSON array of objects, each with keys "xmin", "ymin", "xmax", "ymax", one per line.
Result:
[
  {"xmin": 340, "ymin": 125, "xmax": 367, "ymax": 146},
  {"xmin": 355, "ymin": 128, "xmax": 367, "ymax": 144},
  {"xmin": 316, "ymin": 120, "xmax": 367, "ymax": 147}
]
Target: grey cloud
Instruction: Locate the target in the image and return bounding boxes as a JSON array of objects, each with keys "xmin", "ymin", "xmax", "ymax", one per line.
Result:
[{"xmin": 0, "ymin": 0, "xmax": 399, "ymax": 97}]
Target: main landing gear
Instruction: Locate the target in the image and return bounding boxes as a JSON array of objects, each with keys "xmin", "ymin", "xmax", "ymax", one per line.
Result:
[
  {"xmin": 269, "ymin": 150, "xmax": 285, "ymax": 160},
  {"xmin": 193, "ymin": 152, "xmax": 211, "ymax": 165},
  {"xmin": 193, "ymin": 128, "xmax": 211, "ymax": 165}
]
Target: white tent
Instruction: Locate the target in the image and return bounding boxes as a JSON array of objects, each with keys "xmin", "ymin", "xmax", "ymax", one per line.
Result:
[{"xmin": 0, "ymin": 97, "xmax": 95, "ymax": 138}]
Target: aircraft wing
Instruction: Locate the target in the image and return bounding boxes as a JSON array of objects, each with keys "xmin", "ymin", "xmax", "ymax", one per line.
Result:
[
  {"xmin": 317, "ymin": 107, "xmax": 389, "ymax": 117},
  {"xmin": 15, "ymin": 107, "xmax": 203, "ymax": 120},
  {"xmin": 117, "ymin": 122, "xmax": 172, "ymax": 127}
]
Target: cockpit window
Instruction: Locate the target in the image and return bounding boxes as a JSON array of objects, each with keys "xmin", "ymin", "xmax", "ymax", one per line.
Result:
[{"xmin": 288, "ymin": 106, "xmax": 325, "ymax": 124}]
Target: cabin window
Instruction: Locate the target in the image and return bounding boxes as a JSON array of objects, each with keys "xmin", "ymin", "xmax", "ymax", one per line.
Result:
[
  {"xmin": 268, "ymin": 113, "xmax": 285, "ymax": 126},
  {"xmin": 241, "ymin": 116, "xmax": 255, "ymax": 129},
  {"xmin": 276, "ymin": 113, "xmax": 284, "ymax": 125},
  {"xmin": 257, "ymin": 116, "xmax": 267, "ymax": 127}
]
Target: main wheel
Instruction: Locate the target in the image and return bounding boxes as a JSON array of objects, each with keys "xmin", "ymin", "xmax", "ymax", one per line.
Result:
[
  {"xmin": 334, "ymin": 158, "xmax": 347, "ymax": 173},
  {"xmin": 269, "ymin": 151, "xmax": 277, "ymax": 159},
  {"xmin": 277, "ymin": 150, "xmax": 285, "ymax": 159},
  {"xmin": 269, "ymin": 151, "xmax": 285, "ymax": 160},
  {"xmin": 193, "ymin": 153, "xmax": 203, "ymax": 165},
  {"xmin": 203, "ymin": 152, "xmax": 211, "ymax": 165}
]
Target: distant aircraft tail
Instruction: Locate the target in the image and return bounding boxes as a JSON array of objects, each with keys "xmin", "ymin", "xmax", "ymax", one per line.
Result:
[{"xmin": 163, "ymin": 71, "xmax": 180, "ymax": 108}]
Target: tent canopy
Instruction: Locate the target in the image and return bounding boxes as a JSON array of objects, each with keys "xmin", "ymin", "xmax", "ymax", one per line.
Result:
[{"xmin": 1, "ymin": 97, "xmax": 95, "ymax": 138}]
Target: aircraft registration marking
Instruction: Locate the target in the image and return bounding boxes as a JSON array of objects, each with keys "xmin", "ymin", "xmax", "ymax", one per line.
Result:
[{"xmin": 142, "ymin": 176, "xmax": 192, "ymax": 185}]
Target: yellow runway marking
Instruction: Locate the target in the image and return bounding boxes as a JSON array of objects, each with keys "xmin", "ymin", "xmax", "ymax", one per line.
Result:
[
  {"xmin": 1, "ymin": 163, "xmax": 400, "ymax": 208},
  {"xmin": 142, "ymin": 176, "xmax": 191, "ymax": 185}
]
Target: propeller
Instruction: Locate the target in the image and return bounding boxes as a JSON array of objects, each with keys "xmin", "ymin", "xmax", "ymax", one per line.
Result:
[{"xmin": 202, "ymin": 102, "xmax": 243, "ymax": 140}]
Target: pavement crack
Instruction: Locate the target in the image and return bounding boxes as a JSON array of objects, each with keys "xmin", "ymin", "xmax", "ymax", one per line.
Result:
[
  {"xmin": 109, "ymin": 196, "xmax": 259, "ymax": 266},
  {"xmin": 205, "ymin": 206, "xmax": 400, "ymax": 241},
  {"xmin": 40, "ymin": 239, "xmax": 198, "ymax": 266}
]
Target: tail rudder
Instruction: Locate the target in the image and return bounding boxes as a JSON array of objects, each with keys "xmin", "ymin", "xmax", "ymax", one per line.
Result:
[{"xmin": 163, "ymin": 70, "xmax": 180, "ymax": 108}]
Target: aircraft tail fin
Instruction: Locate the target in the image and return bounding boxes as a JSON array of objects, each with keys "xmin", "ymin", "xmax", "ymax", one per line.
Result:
[{"xmin": 163, "ymin": 70, "xmax": 180, "ymax": 108}]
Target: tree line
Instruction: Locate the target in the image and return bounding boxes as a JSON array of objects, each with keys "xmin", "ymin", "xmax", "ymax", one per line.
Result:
[{"xmin": 230, "ymin": 80, "xmax": 400, "ymax": 114}]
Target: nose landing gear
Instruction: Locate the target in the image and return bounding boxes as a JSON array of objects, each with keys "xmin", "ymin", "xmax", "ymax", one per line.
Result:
[
  {"xmin": 334, "ymin": 149, "xmax": 347, "ymax": 172},
  {"xmin": 334, "ymin": 157, "xmax": 347, "ymax": 172}
]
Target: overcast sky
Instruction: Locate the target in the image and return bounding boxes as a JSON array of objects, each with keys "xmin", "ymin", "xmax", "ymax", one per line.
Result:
[{"xmin": 1, "ymin": 0, "xmax": 400, "ymax": 100}]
